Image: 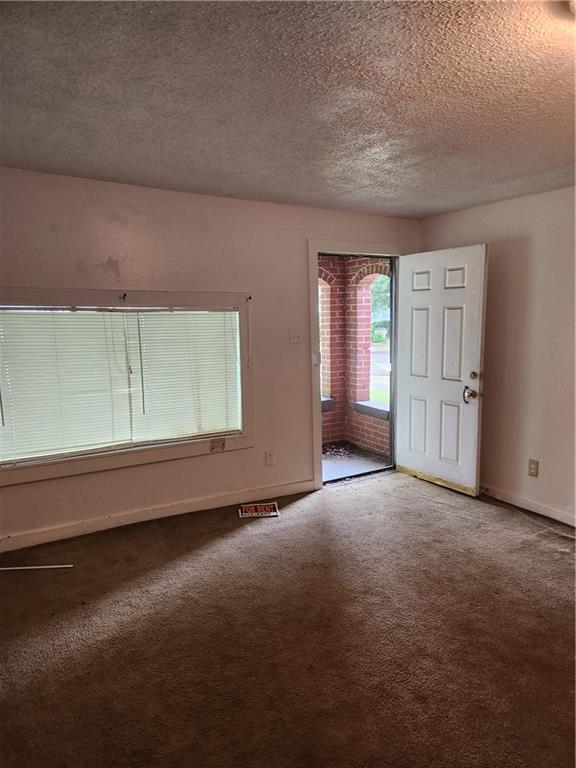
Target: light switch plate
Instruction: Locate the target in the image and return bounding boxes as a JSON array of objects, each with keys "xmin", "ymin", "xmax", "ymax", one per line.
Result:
[{"xmin": 289, "ymin": 328, "xmax": 303, "ymax": 344}]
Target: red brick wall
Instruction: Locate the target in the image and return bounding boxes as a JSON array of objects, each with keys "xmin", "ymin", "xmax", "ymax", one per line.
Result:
[
  {"xmin": 345, "ymin": 409, "xmax": 391, "ymax": 456},
  {"xmin": 318, "ymin": 279, "xmax": 331, "ymax": 397},
  {"xmin": 319, "ymin": 255, "xmax": 391, "ymax": 458},
  {"xmin": 319, "ymin": 257, "xmax": 346, "ymax": 443}
]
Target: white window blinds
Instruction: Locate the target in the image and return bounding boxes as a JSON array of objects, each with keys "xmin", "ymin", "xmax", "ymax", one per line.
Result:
[{"xmin": 0, "ymin": 308, "xmax": 242, "ymax": 464}]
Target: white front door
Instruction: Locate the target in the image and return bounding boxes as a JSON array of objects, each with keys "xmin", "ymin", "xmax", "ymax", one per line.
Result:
[{"xmin": 396, "ymin": 244, "xmax": 487, "ymax": 496}]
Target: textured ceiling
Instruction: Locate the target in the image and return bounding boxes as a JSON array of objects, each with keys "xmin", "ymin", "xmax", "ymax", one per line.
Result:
[{"xmin": 1, "ymin": 1, "xmax": 574, "ymax": 217}]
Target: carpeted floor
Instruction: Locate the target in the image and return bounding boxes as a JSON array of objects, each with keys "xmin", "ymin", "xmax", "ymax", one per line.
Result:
[{"xmin": 1, "ymin": 472, "xmax": 574, "ymax": 768}]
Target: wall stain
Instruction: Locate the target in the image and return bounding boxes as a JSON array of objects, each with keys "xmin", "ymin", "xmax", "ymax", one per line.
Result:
[
  {"xmin": 75, "ymin": 258, "xmax": 89, "ymax": 279},
  {"xmin": 94, "ymin": 256, "xmax": 121, "ymax": 279},
  {"xmin": 106, "ymin": 210, "xmax": 128, "ymax": 226}
]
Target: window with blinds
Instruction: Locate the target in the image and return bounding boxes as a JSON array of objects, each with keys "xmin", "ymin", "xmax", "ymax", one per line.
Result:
[{"xmin": 0, "ymin": 308, "xmax": 242, "ymax": 464}]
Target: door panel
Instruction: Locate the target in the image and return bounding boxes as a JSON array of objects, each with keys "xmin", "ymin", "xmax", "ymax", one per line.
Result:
[
  {"xmin": 442, "ymin": 306, "xmax": 464, "ymax": 381},
  {"xmin": 410, "ymin": 307, "xmax": 430, "ymax": 377},
  {"xmin": 396, "ymin": 244, "xmax": 487, "ymax": 496}
]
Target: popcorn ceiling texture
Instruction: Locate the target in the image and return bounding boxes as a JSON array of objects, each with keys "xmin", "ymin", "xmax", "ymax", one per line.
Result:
[{"xmin": 0, "ymin": 1, "xmax": 574, "ymax": 217}]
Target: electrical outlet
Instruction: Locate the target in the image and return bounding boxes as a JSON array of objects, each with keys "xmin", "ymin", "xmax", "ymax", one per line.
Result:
[
  {"xmin": 528, "ymin": 459, "xmax": 539, "ymax": 478},
  {"xmin": 265, "ymin": 449, "xmax": 275, "ymax": 467}
]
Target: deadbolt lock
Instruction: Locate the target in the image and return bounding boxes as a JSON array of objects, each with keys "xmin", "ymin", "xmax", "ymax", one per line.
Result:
[{"xmin": 469, "ymin": 371, "xmax": 479, "ymax": 379}]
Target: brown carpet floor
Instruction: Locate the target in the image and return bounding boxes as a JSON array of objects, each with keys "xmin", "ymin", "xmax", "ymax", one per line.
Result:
[{"xmin": 1, "ymin": 472, "xmax": 574, "ymax": 768}]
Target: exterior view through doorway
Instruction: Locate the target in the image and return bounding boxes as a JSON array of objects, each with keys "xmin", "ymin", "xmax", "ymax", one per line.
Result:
[{"xmin": 318, "ymin": 254, "xmax": 395, "ymax": 482}]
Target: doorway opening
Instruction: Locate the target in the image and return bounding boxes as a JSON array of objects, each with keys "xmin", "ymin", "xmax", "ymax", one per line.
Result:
[{"xmin": 318, "ymin": 254, "xmax": 395, "ymax": 482}]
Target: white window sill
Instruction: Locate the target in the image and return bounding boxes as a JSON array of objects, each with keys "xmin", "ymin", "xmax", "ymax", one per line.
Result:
[{"xmin": 0, "ymin": 430, "xmax": 254, "ymax": 488}]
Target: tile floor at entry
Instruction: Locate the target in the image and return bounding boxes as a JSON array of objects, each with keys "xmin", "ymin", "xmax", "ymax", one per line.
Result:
[{"xmin": 322, "ymin": 442, "xmax": 391, "ymax": 483}]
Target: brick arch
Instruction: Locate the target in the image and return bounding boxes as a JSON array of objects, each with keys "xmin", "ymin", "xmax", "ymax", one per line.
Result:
[
  {"xmin": 318, "ymin": 267, "xmax": 336, "ymax": 286},
  {"xmin": 347, "ymin": 260, "xmax": 390, "ymax": 403},
  {"xmin": 350, "ymin": 261, "xmax": 390, "ymax": 286}
]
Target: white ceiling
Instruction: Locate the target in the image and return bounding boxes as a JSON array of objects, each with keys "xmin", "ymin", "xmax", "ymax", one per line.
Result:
[{"xmin": 1, "ymin": 1, "xmax": 574, "ymax": 217}]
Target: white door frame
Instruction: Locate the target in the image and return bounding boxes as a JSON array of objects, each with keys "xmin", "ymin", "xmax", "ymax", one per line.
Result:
[{"xmin": 308, "ymin": 239, "xmax": 399, "ymax": 490}]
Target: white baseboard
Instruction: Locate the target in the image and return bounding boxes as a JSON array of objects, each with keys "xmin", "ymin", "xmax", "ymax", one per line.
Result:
[
  {"xmin": 0, "ymin": 479, "xmax": 316, "ymax": 553},
  {"xmin": 484, "ymin": 487, "xmax": 575, "ymax": 527},
  {"xmin": 4, "ymin": 478, "xmax": 572, "ymax": 553}
]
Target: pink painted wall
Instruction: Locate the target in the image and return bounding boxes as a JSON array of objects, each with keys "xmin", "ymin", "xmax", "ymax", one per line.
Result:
[
  {"xmin": 2, "ymin": 169, "xmax": 570, "ymax": 543},
  {"xmin": 0, "ymin": 168, "xmax": 420, "ymax": 547},
  {"xmin": 422, "ymin": 187, "xmax": 575, "ymax": 523}
]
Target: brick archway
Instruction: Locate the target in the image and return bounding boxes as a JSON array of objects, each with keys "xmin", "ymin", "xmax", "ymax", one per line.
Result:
[
  {"xmin": 350, "ymin": 260, "xmax": 390, "ymax": 286},
  {"xmin": 347, "ymin": 261, "xmax": 390, "ymax": 403},
  {"xmin": 318, "ymin": 267, "xmax": 336, "ymax": 286},
  {"xmin": 318, "ymin": 277, "xmax": 331, "ymax": 397}
]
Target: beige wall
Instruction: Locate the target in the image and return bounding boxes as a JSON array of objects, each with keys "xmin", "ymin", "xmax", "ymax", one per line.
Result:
[
  {"xmin": 0, "ymin": 168, "xmax": 420, "ymax": 549},
  {"xmin": 1, "ymin": 170, "xmax": 573, "ymax": 548},
  {"xmin": 422, "ymin": 187, "xmax": 575, "ymax": 523}
]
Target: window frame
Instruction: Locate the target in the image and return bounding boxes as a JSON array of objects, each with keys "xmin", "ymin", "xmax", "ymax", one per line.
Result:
[{"xmin": 0, "ymin": 287, "xmax": 254, "ymax": 487}]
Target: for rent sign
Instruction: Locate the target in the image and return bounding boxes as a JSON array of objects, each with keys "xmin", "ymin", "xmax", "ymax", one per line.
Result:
[{"xmin": 238, "ymin": 502, "xmax": 279, "ymax": 518}]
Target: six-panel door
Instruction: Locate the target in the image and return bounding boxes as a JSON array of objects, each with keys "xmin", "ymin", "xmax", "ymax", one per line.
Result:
[{"xmin": 396, "ymin": 244, "xmax": 487, "ymax": 495}]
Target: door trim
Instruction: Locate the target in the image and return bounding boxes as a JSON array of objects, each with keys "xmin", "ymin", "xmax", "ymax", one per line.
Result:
[{"xmin": 307, "ymin": 239, "xmax": 399, "ymax": 489}]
